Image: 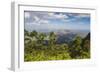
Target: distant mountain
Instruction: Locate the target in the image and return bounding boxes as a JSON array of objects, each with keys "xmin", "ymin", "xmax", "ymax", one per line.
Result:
[
  {"xmin": 55, "ymin": 30, "xmax": 89, "ymax": 44},
  {"xmin": 56, "ymin": 33, "xmax": 77, "ymax": 44}
]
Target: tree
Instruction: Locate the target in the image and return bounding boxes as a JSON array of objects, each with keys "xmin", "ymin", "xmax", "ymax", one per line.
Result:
[
  {"xmin": 30, "ymin": 30, "xmax": 38, "ymax": 38},
  {"xmin": 82, "ymin": 32, "xmax": 90, "ymax": 52},
  {"xmin": 48, "ymin": 32, "xmax": 57, "ymax": 50},
  {"xmin": 24, "ymin": 30, "xmax": 38, "ymax": 54},
  {"xmin": 73, "ymin": 36, "xmax": 82, "ymax": 46},
  {"xmin": 60, "ymin": 44, "xmax": 69, "ymax": 50},
  {"xmin": 81, "ymin": 33, "xmax": 90, "ymax": 58},
  {"xmin": 69, "ymin": 36, "xmax": 82, "ymax": 59},
  {"xmin": 24, "ymin": 29, "xmax": 29, "ymax": 36},
  {"xmin": 49, "ymin": 32, "xmax": 56, "ymax": 45},
  {"xmin": 36, "ymin": 33, "xmax": 46, "ymax": 44}
]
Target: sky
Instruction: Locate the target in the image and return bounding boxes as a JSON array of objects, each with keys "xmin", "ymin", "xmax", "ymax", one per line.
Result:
[{"xmin": 24, "ymin": 11, "xmax": 90, "ymax": 31}]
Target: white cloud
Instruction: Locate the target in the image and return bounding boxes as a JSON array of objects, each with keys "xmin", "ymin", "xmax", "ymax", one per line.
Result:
[
  {"xmin": 47, "ymin": 13, "xmax": 69, "ymax": 19},
  {"xmin": 39, "ymin": 19, "xmax": 49, "ymax": 24},
  {"xmin": 26, "ymin": 19, "xmax": 50, "ymax": 26},
  {"xmin": 48, "ymin": 13, "xmax": 54, "ymax": 16},
  {"xmin": 77, "ymin": 14, "xmax": 90, "ymax": 18},
  {"xmin": 68, "ymin": 13, "xmax": 90, "ymax": 18},
  {"xmin": 54, "ymin": 13, "xmax": 68, "ymax": 19},
  {"xmin": 34, "ymin": 16, "xmax": 40, "ymax": 21},
  {"xmin": 24, "ymin": 12, "xmax": 30, "ymax": 18}
]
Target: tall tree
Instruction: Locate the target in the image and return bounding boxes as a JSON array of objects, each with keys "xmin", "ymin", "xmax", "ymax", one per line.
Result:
[
  {"xmin": 49, "ymin": 32, "xmax": 56, "ymax": 45},
  {"xmin": 81, "ymin": 33, "xmax": 90, "ymax": 58},
  {"xmin": 69, "ymin": 36, "xmax": 82, "ymax": 58},
  {"xmin": 48, "ymin": 32, "xmax": 57, "ymax": 50}
]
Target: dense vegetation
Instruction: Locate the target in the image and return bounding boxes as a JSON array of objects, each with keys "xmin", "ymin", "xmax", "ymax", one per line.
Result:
[{"xmin": 24, "ymin": 30, "xmax": 90, "ymax": 61}]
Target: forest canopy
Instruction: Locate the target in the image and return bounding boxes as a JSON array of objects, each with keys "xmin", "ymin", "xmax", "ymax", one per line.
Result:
[{"xmin": 24, "ymin": 29, "xmax": 90, "ymax": 61}]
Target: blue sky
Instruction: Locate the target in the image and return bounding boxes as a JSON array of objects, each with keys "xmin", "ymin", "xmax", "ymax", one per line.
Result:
[{"xmin": 24, "ymin": 11, "xmax": 90, "ymax": 31}]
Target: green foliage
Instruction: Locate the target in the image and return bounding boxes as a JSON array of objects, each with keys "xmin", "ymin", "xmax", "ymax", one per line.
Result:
[
  {"xmin": 24, "ymin": 30, "xmax": 90, "ymax": 61},
  {"xmin": 69, "ymin": 35, "xmax": 90, "ymax": 59},
  {"xmin": 36, "ymin": 33, "xmax": 46, "ymax": 44},
  {"xmin": 30, "ymin": 30, "xmax": 37, "ymax": 37},
  {"xmin": 24, "ymin": 29, "xmax": 29, "ymax": 36},
  {"xmin": 73, "ymin": 36, "xmax": 82, "ymax": 46},
  {"xmin": 49, "ymin": 32, "xmax": 56, "ymax": 45},
  {"xmin": 24, "ymin": 49, "xmax": 71, "ymax": 61}
]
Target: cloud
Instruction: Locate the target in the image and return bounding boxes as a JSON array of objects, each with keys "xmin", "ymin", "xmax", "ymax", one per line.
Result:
[
  {"xmin": 55, "ymin": 13, "xmax": 69, "ymax": 19},
  {"xmin": 24, "ymin": 12, "xmax": 30, "ymax": 18},
  {"xmin": 25, "ymin": 13, "xmax": 50, "ymax": 26},
  {"xmin": 61, "ymin": 13, "xmax": 90, "ymax": 23},
  {"xmin": 48, "ymin": 13, "xmax": 69, "ymax": 19},
  {"xmin": 24, "ymin": 11, "xmax": 90, "ymax": 31},
  {"xmin": 25, "ymin": 11, "xmax": 70, "ymax": 24},
  {"xmin": 74, "ymin": 14, "xmax": 90, "ymax": 19},
  {"xmin": 44, "ymin": 13, "xmax": 69, "ymax": 20},
  {"xmin": 67, "ymin": 13, "xmax": 90, "ymax": 18},
  {"xmin": 39, "ymin": 19, "xmax": 49, "ymax": 24},
  {"xmin": 34, "ymin": 16, "xmax": 40, "ymax": 21},
  {"xmin": 76, "ymin": 14, "xmax": 90, "ymax": 18},
  {"xmin": 26, "ymin": 17, "xmax": 50, "ymax": 26}
]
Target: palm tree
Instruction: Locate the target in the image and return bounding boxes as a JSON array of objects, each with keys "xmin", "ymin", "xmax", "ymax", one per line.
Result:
[
  {"xmin": 24, "ymin": 30, "xmax": 38, "ymax": 51},
  {"xmin": 24, "ymin": 30, "xmax": 38, "ymax": 44},
  {"xmin": 37, "ymin": 33, "xmax": 46, "ymax": 44}
]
